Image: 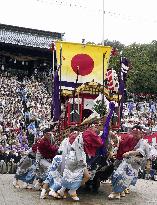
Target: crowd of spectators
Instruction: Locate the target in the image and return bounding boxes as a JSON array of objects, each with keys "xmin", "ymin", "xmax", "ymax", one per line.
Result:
[
  {"xmin": 0, "ymin": 70, "xmax": 52, "ymax": 173},
  {"xmin": 121, "ymin": 101, "xmax": 157, "ymax": 133}
]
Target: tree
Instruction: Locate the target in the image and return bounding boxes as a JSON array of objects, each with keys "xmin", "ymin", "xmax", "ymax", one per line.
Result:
[
  {"xmin": 92, "ymin": 100, "xmax": 107, "ymax": 116},
  {"xmin": 123, "ymin": 42, "xmax": 157, "ymax": 94}
]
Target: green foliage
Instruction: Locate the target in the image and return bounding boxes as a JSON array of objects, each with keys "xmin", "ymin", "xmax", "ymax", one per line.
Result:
[
  {"xmin": 123, "ymin": 42, "xmax": 157, "ymax": 94},
  {"xmin": 92, "ymin": 100, "xmax": 107, "ymax": 116},
  {"xmin": 102, "ymin": 39, "xmax": 157, "ymax": 95}
]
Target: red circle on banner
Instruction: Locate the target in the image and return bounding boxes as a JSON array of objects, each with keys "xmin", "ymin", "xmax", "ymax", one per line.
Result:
[{"xmin": 71, "ymin": 54, "xmax": 94, "ymax": 76}]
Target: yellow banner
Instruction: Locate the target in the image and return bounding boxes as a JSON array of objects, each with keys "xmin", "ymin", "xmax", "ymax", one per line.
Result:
[{"xmin": 55, "ymin": 41, "xmax": 112, "ymax": 87}]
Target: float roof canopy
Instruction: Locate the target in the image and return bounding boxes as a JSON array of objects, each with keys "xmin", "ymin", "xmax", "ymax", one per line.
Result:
[{"xmin": 62, "ymin": 81, "xmax": 121, "ymax": 102}]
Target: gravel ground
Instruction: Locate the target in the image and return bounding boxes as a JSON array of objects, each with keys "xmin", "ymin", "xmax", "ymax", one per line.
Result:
[{"xmin": 0, "ymin": 174, "xmax": 157, "ymax": 205}]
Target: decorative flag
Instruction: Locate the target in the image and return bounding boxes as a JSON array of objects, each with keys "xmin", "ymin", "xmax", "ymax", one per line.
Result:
[
  {"xmin": 121, "ymin": 63, "xmax": 129, "ymax": 73},
  {"xmin": 55, "ymin": 41, "xmax": 112, "ymax": 89},
  {"xmin": 99, "ymin": 101, "xmax": 115, "ymax": 156},
  {"xmin": 120, "ymin": 57, "xmax": 129, "ymax": 80},
  {"xmin": 106, "ymin": 69, "xmax": 119, "ymax": 92},
  {"xmin": 119, "ymin": 57, "xmax": 129, "ymax": 118},
  {"xmin": 106, "ymin": 69, "xmax": 114, "ymax": 90},
  {"xmin": 53, "ymin": 70, "xmax": 61, "ymax": 121},
  {"xmin": 102, "ymin": 102, "xmax": 115, "ymax": 144}
]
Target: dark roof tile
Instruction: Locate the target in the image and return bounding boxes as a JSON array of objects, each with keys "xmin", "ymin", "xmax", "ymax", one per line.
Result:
[{"xmin": 0, "ymin": 23, "xmax": 63, "ymax": 49}]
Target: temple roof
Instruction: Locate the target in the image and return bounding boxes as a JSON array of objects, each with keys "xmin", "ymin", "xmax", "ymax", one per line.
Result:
[{"xmin": 0, "ymin": 23, "xmax": 63, "ymax": 49}]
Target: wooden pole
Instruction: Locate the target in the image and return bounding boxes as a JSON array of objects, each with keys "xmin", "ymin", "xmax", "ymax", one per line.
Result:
[{"xmin": 102, "ymin": 52, "xmax": 107, "ymax": 116}]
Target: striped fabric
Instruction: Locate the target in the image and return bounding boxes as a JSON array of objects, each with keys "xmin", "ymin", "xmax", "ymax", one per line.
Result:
[
  {"xmin": 106, "ymin": 69, "xmax": 114, "ymax": 90},
  {"xmin": 121, "ymin": 57, "xmax": 129, "ymax": 76},
  {"xmin": 106, "ymin": 69, "xmax": 119, "ymax": 92}
]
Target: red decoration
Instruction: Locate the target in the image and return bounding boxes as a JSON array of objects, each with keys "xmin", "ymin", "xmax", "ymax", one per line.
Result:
[
  {"xmin": 71, "ymin": 54, "xmax": 94, "ymax": 76},
  {"xmin": 111, "ymin": 48, "xmax": 118, "ymax": 56}
]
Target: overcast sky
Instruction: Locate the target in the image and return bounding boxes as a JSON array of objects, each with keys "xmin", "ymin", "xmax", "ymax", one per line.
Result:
[{"xmin": 0, "ymin": 0, "xmax": 157, "ymax": 45}]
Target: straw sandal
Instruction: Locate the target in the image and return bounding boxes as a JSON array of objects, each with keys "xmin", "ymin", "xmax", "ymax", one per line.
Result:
[{"xmin": 108, "ymin": 192, "xmax": 120, "ymax": 200}]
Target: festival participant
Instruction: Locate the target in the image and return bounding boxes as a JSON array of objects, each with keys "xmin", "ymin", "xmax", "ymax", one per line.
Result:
[
  {"xmin": 40, "ymin": 151, "xmax": 63, "ymax": 199},
  {"xmin": 39, "ymin": 128, "xmax": 66, "ymax": 198},
  {"xmin": 56, "ymin": 126, "xmax": 103, "ymax": 201},
  {"xmin": 23, "ymin": 133, "xmax": 53, "ymax": 189},
  {"xmin": 13, "ymin": 149, "xmax": 35, "ymax": 188},
  {"xmin": 56, "ymin": 132, "xmax": 88, "ymax": 201},
  {"xmin": 32, "ymin": 128, "xmax": 58, "ymax": 188},
  {"xmin": 37, "ymin": 128, "xmax": 58, "ymax": 166},
  {"xmin": 108, "ymin": 125, "xmax": 150, "ymax": 199}
]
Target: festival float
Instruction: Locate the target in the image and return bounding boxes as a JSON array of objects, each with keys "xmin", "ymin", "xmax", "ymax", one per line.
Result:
[
  {"xmin": 49, "ymin": 41, "xmax": 131, "ymax": 191},
  {"xmin": 51, "ymin": 41, "xmax": 127, "ymax": 138}
]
